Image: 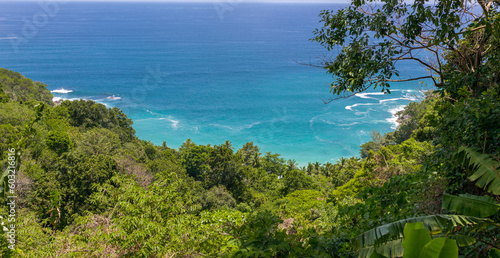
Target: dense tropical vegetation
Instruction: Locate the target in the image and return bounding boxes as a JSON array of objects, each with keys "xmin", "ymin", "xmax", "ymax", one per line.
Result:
[{"xmin": 0, "ymin": 0, "xmax": 499, "ymax": 256}]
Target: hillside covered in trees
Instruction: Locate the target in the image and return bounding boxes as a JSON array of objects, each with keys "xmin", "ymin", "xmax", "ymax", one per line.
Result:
[{"xmin": 1, "ymin": 0, "xmax": 500, "ymax": 257}]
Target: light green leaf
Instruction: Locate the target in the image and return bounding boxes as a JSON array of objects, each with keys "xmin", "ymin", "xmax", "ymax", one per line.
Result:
[
  {"xmin": 354, "ymin": 215, "xmax": 484, "ymax": 250},
  {"xmin": 402, "ymin": 222, "xmax": 432, "ymax": 258},
  {"xmin": 419, "ymin": 238, "xmax": 458, "ymax": 258}
]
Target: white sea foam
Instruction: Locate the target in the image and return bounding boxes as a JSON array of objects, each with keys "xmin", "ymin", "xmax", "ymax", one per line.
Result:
[
  {"xmin": 379, "ymin": 98, "xmax": 404, "ymax": 103},
  {"xmin": 211, "ymin": 122, "xmax": 261, "ymax": 132},
  {"xmin": 242, "ymin": 121, "xmax": 261, "ymax": 130},
  {"xmin": 338, "ymin": 122, "xmax": 360, "ymax": 127},
  {"xmin": 210, "ymin": 124, "xmax": 234, "ymax": 130},
  {"xmin": 357, "ymin": 130, "xmax": 368, "ymax": 136},
  {"xmin": 355, "ymin": 92, "xmax": 386, "ymax": 99},
  {"xmin": 0, "ymin": 37, "xmax": 18, "ymax": 40},
  {"xmin": 51, "ymin": 88, "xmax": 73, "ymax": 94},
  {"xmin": 314, "ymin": 135, "xmax": 334, "ymax": 144},
  {"xmin": 169, "ymin": 118, "xmax": 180, "ymax": 129},
  {"xmin": 159, "ymin": 116, "xmax": 180, "ymax": 129},
  {"xmin": 321, "ymin": 119, "xmax": 336, "ymax": 125},
  {"xmin": 386, "ymin": 105, "xmax": 406, "ymax": 129},
  {"xmin": 345, "ymin": 103, "xmax": 375, "ymax": 110},
  {"xmin": 106, "ymin": 95, "xmax": 121, "ymax": 100},
  {"xmin": 379, "ymin": 94, "xmax": 419, "ymax": 103},
  {"xmin": 144, "ymin": 110, "xmax": 179, "ymax": 129}
]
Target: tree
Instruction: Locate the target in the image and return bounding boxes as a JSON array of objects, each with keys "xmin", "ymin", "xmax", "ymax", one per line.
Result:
[
  {"xmin": 261, "ymin": 152, "xmax": 286, "ymax": 176},
  {"xmin": 181, "ymin": 144, "xmax": 212, "ymax": 180},
  {"xmin": 360, "ymin": 130, "xmax": 384, "ymax": 158},
  {"xmin": 45, "ymin": 131, "xmax": 73, "ymax": 155},
  {"xmin": 280, "ymin": 169, "xmax": 316, "ymax": 196},
  {"xmin": 199, "ymin": 185, "xmax": 237, "ymax": 211},
  {"xmin": 0, "ymin": 83, "xmax": 9, "ymax": 103},
  {"xmin": 58, "ymin": 100, "xmax": 135, "ymax": 141},
  {"xmin": 236, "ymin": 142, "xmax": 261, "ymax": 167},
  {"xmin": 312, "ymin": 0, "xmax": 500, "ymax": 100},
  {"xmin": 207, "ymin": 141, "xmax": 246, "ymax": 199},
  {"xmin": 353, "ymin": 146, "xmax": 500, "ymax": 257},
  {"xmin": 56, "ymin": 154, "xmax": 117, "ymax": 226},
  {"xmin": 0, "ymin": 68, "xmax": 53, "ymax": 105},
  {"xmin": 74, "ymin": 128, "xmax": 121, "ymax": 156}
]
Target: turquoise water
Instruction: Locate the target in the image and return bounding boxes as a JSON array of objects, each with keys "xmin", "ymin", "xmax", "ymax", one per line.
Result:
[{"xmin": 0, "ymin": 2, "xmax": 429, "ymax": 165}]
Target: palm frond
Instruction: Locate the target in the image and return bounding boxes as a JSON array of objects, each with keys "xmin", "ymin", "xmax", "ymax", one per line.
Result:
[
  {"xmin": 456, "ymin": 146, "xmax": 500, "ymax": 195},
  {"xmin": 354, "ymin": 215, "xmax": 485, "ymax": 252},
  {"xmin": 442, "ymin": 193, "xmax": 500, "ymax": 218}
]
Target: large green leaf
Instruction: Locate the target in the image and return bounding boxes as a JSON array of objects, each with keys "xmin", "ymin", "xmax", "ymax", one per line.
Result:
[
  {"xmin": 419, "ymin": 238, "xmax": 458, "ymax": 258},
  {"xmin": 375, "ymin": 240, "xmax": 403, "ymax": 258},
  {"xmin": 355, "ymin": 215, "xmax": 484, "ymax": 249},
  {"xmin": 489, "ymin": 248, "xmax": 500, "ymax": 258},
  {"xmin": 457, "ymin": 146, "xmax": 500, "ymax": 195},
  {"xmin": 369, "ymin": 250, "xmax": 387, "ymax": 258},
  {"xmin": 359, "ymin": 240, "xmax": 402, "ymax": 258},
  {"xmin": 442, "ymin": 193, "xmax": 500, "ymax": 218},
  {"xmin": 447, "ymin": 234, "xmax": 477, "ymax": 247},
  {"xmin": 402, "ymin": 222, "xmax": 432, "ymax": 258}
]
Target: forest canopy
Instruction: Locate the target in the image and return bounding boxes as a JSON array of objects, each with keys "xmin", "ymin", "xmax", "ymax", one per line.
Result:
[{"xmin": 0, "ymin": 0, "xmax": 499, "ymax": 256}]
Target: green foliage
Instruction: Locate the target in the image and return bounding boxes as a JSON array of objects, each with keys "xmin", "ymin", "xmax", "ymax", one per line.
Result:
[
  {"xmin": 456, "ymin": 146, "xmax": 500, "ymax": 195},
  {"xmin": 1, "ymin": 7, "xmax": 499, "ymax": 253},
  {"xmin": 400, "ymin": 222, "xmax": 459, "ymax": 258},
  {"xmin": 206, "ymin": 141, "xmax": 245, "ymax": 198},
  {"xmin": 181, "ymin": 142, "xmax": 212, "ymax": 180},
  {"xmin": 230, "ymin": 211, "xmax": 291, "ymax": 257},
  {"xmin": 442, "ymin": 193, "xmax": 500, "ymax": 218},
  {"xmin": 74, "ymin": 128, "xmax": 121, "ymax": 156},
  {"xmin": 0, "ymin": 84, "xmax": 9, "ymax": 103},
  {"xmin": 328, "ymin": 158, "xmax": 361, "ymax": 188},
  {"xmin": 90, "ymin": 172, "xmax": 192, "ymax": 256},
  {"xmin": 490, "ymin": 248, "xmax": 500, "ymax": 258},
  {"xmin": 59, "ymin": 100, "xmax": 135, "ymax": 141},
  {"xmin": 0, "ymin": 124, "xmax": 19, "ymax": 157},
  {"xmin": 421, "ymin": 238, "xmax": 459, "ymax": 258},
  {"xmin": 237, "ymin": 142, "xmax": 261, "ymax": 167},
  {"xmin": 144, "ymin": 142, "xmax": 158, "ymax": 160},
  {"xmin": 360, "ymin": 130, "xmax": 385, "ymax": 159},
  {"xmin": 0, "ymin": 68, "xmax": 53, "ymax": 105},
  {"xmin": 392, "ymin": 94, "xmax": 438, "ymax": 144},
  {"xmin": 355, "ymin": 215, "xmax": 485, "ymax": 257},
  {"xmin": 166, "ymin": 210, "xmax": 245, "ymax": 256},
  {"xmin": 200, "ymin": 185, "xmax": 237, "ymax": 211},
  {"xmin": 0, "ymin": 102, "xmax": 35, "ymax": 127},
  {"xmin": 436, "ymin": 88, "xmax": 500, "ymax": 155},
  {"xmin": 261, "ymin": 152, "xmax": 286, "ymax": 176},
  {"xmin": 56, "ymin": 154, "xmax": 117, "ymax": 226},
  {"xmin": 273, "ymin": 190, "xmax": 325, "ymax": 222},
  {"xmin": 312, "ymin": 0, "xmax": 498, "ymax": 98},
  {"xmin": 280, "ymin": 169, "xmax": 316, "ymax": 196},
  {"xmin": 45, "ymin": 131, "xmax": 73, "ymax": 154},
  {"xmin": 329, "ymin": 168, "xmax": 367, "ymax": 205},
  {"xmin": 402, "ymin": 222, "xmax": 432, "ymax": 258}
]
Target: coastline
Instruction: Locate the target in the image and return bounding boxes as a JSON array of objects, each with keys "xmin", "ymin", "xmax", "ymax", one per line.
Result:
[{"xmin": 49, "ymin": 87, "xmax": 422, "ymax": 166}]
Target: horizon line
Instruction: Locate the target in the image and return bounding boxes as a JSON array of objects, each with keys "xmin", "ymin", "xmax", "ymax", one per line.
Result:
[{"xmin": 0, "ymin": 0, "xmax": 348, "ymax": 2}]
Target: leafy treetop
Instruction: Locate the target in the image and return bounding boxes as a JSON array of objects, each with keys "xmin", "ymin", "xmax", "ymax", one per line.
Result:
[{"xmin": 312, "ymin": 0, "xmax": 500, "ymax": 100}]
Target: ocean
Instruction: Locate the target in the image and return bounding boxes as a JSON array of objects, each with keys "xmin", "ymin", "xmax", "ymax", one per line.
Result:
[{"xmin": 0, "ymin": 1, "xmax": 430, "ymax": 165}]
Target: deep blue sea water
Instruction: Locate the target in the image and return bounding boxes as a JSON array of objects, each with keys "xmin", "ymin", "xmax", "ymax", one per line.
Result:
[{"xmin": 0, "ymin": 1, "xmax": 431, "ymax": 165}]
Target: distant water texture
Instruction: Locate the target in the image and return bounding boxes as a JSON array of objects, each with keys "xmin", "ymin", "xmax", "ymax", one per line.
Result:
[{"xmin": 0, "ymin": 2, "xmax": 431, "ymax": 165}]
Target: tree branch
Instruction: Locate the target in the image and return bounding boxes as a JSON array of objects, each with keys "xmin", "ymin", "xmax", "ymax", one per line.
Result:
[{"xmin": 385, "ymin": 76, "xmax": 435, "ymax": 82}]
